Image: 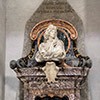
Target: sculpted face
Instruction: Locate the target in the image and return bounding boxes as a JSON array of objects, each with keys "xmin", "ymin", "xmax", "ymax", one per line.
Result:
[
  {"xmin": 44, "ymin": 24, "xmax": 57, "ymax": 40},
  {"xmin": 49, "ymin": 29, "xmax": 57, "ymax": 39}
]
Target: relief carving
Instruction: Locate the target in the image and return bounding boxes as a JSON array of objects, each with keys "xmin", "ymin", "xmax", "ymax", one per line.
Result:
[{"xmin": 42, "ymin": 62, "xmax": 59, "ymax": 83}]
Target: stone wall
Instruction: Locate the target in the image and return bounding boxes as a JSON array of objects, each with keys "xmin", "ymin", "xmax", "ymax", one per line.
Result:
[
  {"xmin": 85, "ymin": 1, "xmax": 100, "ymax": 100},
  {"xmin": 0, "ymin": 0, "xmax": 6, "ymax": 100}
]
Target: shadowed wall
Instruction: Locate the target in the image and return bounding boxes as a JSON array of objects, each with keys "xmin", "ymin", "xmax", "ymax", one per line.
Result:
[{"xmin": 0, "ymin": 0, "xmax": 6, "ymax": 100}]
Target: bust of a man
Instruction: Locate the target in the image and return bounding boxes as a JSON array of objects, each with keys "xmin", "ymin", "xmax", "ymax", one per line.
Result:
[{"xmin": 35, "ymin": 24, "xmax": 66, "ymax": 62}]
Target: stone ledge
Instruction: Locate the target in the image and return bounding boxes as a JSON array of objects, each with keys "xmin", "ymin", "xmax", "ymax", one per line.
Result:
[{"xmin": 14, "ymin": 67, "xmax": 89, "ymax": 77}]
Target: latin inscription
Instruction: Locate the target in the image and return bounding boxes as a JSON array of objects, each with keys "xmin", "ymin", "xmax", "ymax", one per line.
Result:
[{"xmin": 37, "ymin": 2, "xmax": 68, "ymax": 13}]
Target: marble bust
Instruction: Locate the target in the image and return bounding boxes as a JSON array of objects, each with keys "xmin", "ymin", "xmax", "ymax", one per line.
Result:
[{"xmin": 35, "ymin": 24, "xmax": 66, "ymax": 62}]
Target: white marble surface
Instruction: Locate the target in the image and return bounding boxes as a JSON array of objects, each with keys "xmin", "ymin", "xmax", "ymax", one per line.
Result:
[{"xmin": 42, "ymin": 62, "xmax": 59, "ymax": 83}]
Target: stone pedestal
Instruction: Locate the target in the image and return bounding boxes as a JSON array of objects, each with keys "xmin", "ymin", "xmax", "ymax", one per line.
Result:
[{"xmin": 13, "ymin": 67, "xmax": 90, "ymax": 100}]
